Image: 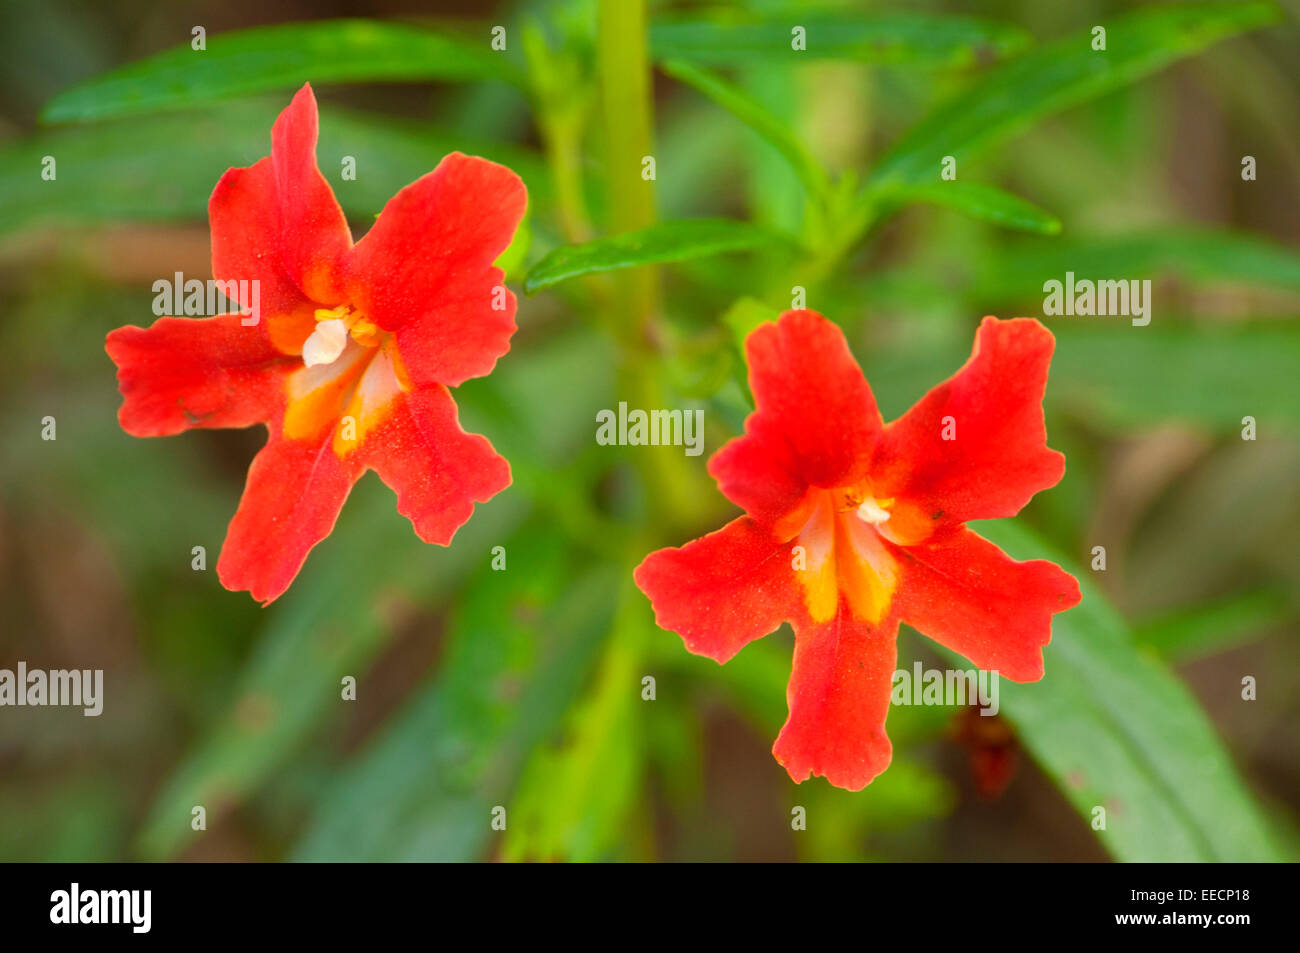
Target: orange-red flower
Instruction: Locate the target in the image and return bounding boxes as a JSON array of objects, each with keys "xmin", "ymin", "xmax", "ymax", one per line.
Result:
[
  {"xmin": 634, "ymin": 310, "xmax": 1081, "ymax": 790},
  {"xmin": 107, "ymin": 84, "xmax": 526, "ymax": 604}
]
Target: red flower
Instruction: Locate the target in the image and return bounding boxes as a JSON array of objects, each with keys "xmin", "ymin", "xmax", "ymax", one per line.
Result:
[
  {"xmin": 634, "ymin": 310, "xmax": 1081, "ymax": 790},
  {"xmin": 106, "ymin": 84, "xmax": 526, "ymax": 604}
]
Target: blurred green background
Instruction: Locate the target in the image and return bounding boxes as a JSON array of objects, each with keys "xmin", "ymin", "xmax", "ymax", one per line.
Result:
[{"xmin": 0, "ymin": 0, "xmax": 1297, "ymax": 862}]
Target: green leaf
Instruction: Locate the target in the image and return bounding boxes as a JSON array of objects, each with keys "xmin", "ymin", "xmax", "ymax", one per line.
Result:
[
  {"xmin": 660, "ymin": 59, "xmax": 829, "ymax": 198},
  {"xmin": 974, "ymin": 229, "xmax": 1300, "ymax": 299},
  {"xmin": 502, "ymin": 582, "xmax": 650, "ymax": 861},
  {"xmin": 522, "ymin": 219, "xmax": 794, "ymax": 294},
  {"xmin": 0, "ymin": 777, "xmax": 129, "ymax": 862},
  {"xmin": 1048, "ymin": 322, "xmax": 1300, "ymax": 432},
  {"xmin": 42, "ymin": 20, "xmax": 519, "ymax": 123},
  {"xmin": 133, "ymin": 478, "xmax": 527, "ymax": 860},
  {"xmin": 1135, "ymin": 591, "xmax": 1290, "ymax": 662},
  {"xmin": 650, "ymin": 12, "xmax": 1030, "ymax": 67},
  {"xmin": 966, "ymin": 519, "xmax": 1283, "ymax": 862},
  {"xmin": 858, "ymin": 319, "xmax": 1300, "ymax": 433},
  {"xmin": 883, "ymin": 181, "xmax": 1062, "ymax": 234},
  {"xmin": 867, "ymin": 1, "xmax": 1281, "ymax": 190},
  {"xmin": 293, "ymin": 556, "xmax": 619, "ymax": 861},
  {"xmin": 0, "ymin": 101, "xmax": 544, "ymax": 237}
]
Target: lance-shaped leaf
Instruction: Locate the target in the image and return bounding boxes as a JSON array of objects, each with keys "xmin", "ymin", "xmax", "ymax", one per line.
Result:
[
  {"xmin": 43, "ymin": 19, "xmax": 520, "ymax": 123},
  {"xmin": 523, "ymin": 219, "xmax": 795, "ymax": 294},
  {"xmin": 0, "ymin": 101, "xmax": 544, "ymax": 236},
  {"xmin": 881, "ymin": 181, "xmax": 1062, "ymax": 235},
  {"xmin": 133, "ymin": 478, "xmax": 526, "ymax": 860},
  {"xmin": 859, "ymin": 320, "xmax": 1300, "ymax": 433},
  {"xmin": 867, "ymin": 0, "xmax": 1281, "ymax": 191},
  {"xmin": 1135, "ymin": 591, "xmax": 1290, "ymax": 663},
  {"xmin": 661, "ymin": 59, "xmax": 829, "ymax": 199},
  {"xmin": 962, "ymin": 519, "xmax": 1283, "ymax": 862},
  {"xmin": 293, "ymin": 557, "xmax": 619, "ymax": 862},
  {"xmin": 1047, "ymin": 322, "xmax": 1300, "ymax": 432},
  {"xmin": 973, "ymin": 229, "xmax": 1300, "ymax": 299},
  {"xmin": 650, "ymin": 12, "xmax": 1030, "ymax": 67},
  {"xmin": 502, "ymin": 581, "xmax": 651, "ymax": 861}
]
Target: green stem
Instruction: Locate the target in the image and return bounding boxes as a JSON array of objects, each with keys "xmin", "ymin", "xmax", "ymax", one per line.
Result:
[
  {"xmin": 597, "ymin": 0, "xmax": 657, "ymax": 340},
  {"xmin": 595, "ymin": 0, "xmax": 704, "ymax": 528}
]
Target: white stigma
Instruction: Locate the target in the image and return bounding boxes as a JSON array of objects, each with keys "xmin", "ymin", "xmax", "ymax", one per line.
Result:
[
  {"xmin": 856, "ymin": 497, "xmax": 891, "ymax": 525},
  {"xmin": 302, "ymin": 318, "xmax": 349, "ymax": 368}
]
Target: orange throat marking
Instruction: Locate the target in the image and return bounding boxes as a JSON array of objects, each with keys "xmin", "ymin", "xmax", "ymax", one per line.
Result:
[
  {"xmin": 282, "ymin": 304, "xmax": 405, "ymax": 456},
  {"xmin": 786, "ymin": 485, "xmax": 904, "ymax": 626}
]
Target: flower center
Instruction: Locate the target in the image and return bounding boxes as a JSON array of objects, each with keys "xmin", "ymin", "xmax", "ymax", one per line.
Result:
[
  {"xmin": 792, "ymin": 489, "xmax": 899, "ymax": 625},
  {"xmin": 301, "ymin": 305, "xmax": 381, "ymax": 367},
  {"xmin": 855, "ymin": 496, "xmax": 893, "ymax": 525}
]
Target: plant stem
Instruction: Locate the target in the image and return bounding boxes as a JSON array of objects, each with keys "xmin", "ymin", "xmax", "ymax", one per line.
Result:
[
  {"xmin": 597, "ymin": 0, "xmax": 657, "ymax": 341},
  {"xmin": 596, "ymin": 0, "xmax": 705, "ymax": 530}
]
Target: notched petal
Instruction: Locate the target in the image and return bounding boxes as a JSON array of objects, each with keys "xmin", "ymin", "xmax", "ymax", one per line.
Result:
[
  {"xmin": 105, "ymin": 315, "xmax": 291, "ymax": 437},
  {"xmin": 872, "ymin": 316, "xmax": 1065, "ymax": 527},
  {"xmin": 634, "ymin": 517, "xmax": 798, "ymax": 664}
]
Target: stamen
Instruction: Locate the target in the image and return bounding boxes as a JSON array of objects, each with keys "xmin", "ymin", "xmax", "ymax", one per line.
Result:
[
  {"xmin": 309, "ymin": 305, "xmax": 381, "ymax": 352},
  {"xmin": 855, "ymin": 496, "xmax": 892, "ymax": 525},
  {"xmin": 302, "ymin": 318, "xmax": 349, "ymax": 367},
  {"xmin": 350, "ymin": 317, "xmax": 381, "ymax": 347},
  {"xmin": 314, "ymin": 305, "xmax": 351, "ymax": 323}
]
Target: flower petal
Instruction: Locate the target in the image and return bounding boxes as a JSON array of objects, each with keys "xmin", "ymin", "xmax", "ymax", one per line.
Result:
[
  {"xmin": 634, "ymin": 517, "xmax": 799, "ymax": 664},
  {"xmin": 216, "ymin": 429, "xmax": 362, "ymax": 605},
  {"xmin": 872, "ymin": 317, "xmax": 1064, "ymax": 529},
  {"xmin": 351, "ymin": 378, "xmax": 511, "ymax": 545},
  {"xmin": 345, "ymin": 152, "xmax": 526, "ymax": 387},
  {"xmin": 105, "ymin": 315, "xmax": 292, "ymax": 437},
  {"xmin": 209, "ymin": 83, "xmax": 352, "ymax": 353},
  {"xmin": 710, "ymin": 310, "xmax": 883, "ymax": 526},
  {"xmin": 773, "ymin": 608, "xmax": 897, "ymax": 790},
  {"xmin": 893, "ymin": 527, "xmax": 1081, "ymax": 682},
  {"xmin": 266, "ymin": 84, "xmax": 353, "ymax": 304}
]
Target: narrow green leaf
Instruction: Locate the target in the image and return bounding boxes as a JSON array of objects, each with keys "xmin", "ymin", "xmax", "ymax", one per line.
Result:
[
  {"xmin": 859, "ymin": 319, "xmax": 1300, "ymax": 433},
  {"xmin": 134, "ymin": 478, "xmax": 526, "ymax": 860},
  {"xmin": 502, "ymin": 582, "xmax": 649, "ymax": 862},
  {"xmin": 650, "ymin": 13, "xmax": 1030, "ymax": 67},
  {"xmin": 885, "ymin": 181, "xmax": 1062, "ymax": 234},
  {"xmin": 42, "ymin": 20, "xmax": 519, "ymax": 123},
  {"xmin": 0, "ymin": 778, "xmax": 129, "ymax": 862},
  {"xmin": 661, "ymin": 59, "xmax": 829, "ymax": 198},
  {"xmin": 523, "ymin": 219, "xmax": 794, "ymax": 294},
  {"xmin": 967, "ymin": 519, "xmax": 1283, "ymax": 862},
  {"xmin": 868, "ymin": 1, "xmax": 1281, "ymax": 190},
  {"xmin": 294, "ymin": 559, "xmax": 619, "ymax": 861},
  {"xmin": 0, "ymin": 101, "xmax": 544, "ymax": 237},
  {"xmin": 975, "ymin": 229, "xmax": 1300, "ymax": 299},
  {"xmin": 1135, "ymin": 591, "xmax": 1290, "ymax": 662},
  {"xmin": 1048, "ymin": 322, "xmax": 1300, "ymax": 431}
]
